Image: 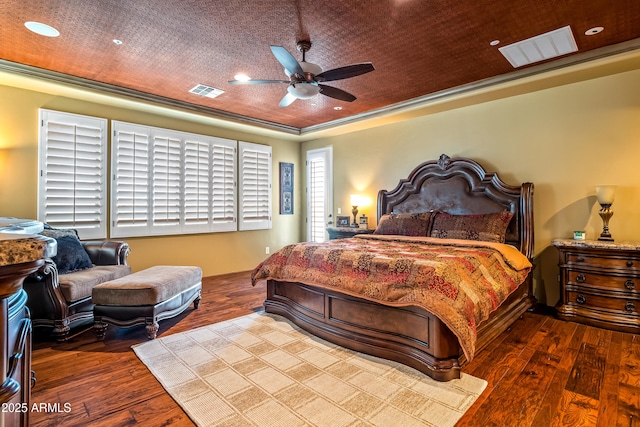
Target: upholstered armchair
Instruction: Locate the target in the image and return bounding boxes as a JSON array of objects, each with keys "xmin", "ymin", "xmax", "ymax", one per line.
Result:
[{"xmin": 23, "ymin": 239, "xmax": 131, "ymax": 341}]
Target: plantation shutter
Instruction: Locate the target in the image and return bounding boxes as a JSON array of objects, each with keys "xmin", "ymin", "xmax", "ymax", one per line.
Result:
[
  {"xmin": 151, "ymin": 132, "xmax": 182, "ymax": 233},
  {"xmin": 111, "ymin": 121, "xmax": 151, "ymax": 238},
  {"xmin": 112, "ymin": 122, "xmax": 240, "ymax": 237},
  {"xmin": 238, "ymin": 141, "xmax": 272, "ymax": 230},
  {"xmin": 210, "ymin": 139, "xmax": 237, "ymax": 230},
  {"xmin": 183, "ymin": 136, "xmax": 237, "ymax": 233},
  {"xmin": 184, "ymin": 139, "xmax": 210, "ymax": 226},
  {"xmin": 38, "ymin": 109, "xmax": 107, "ymax": 239},
  {"xmin": 306, "ymin": 147, "xmax": 333, "ymax": 242}
]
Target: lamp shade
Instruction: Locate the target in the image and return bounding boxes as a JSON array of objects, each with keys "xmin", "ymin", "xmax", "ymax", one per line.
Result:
[
  {"xmin": 350, "ymin": 194, "xmax": 361, "ymax": 206},
  {"xmin": 596, "ymin": 185, "xmax": 616, "ymax": 205}
]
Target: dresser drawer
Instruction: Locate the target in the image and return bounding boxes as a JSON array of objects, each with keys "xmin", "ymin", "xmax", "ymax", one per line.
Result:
[
  {"xmin": 566, "ymin": 290, "xmax": 639, "ymax": 315},
  {"xmin": 567, "ymin": 253, "xmax": 640, "ymax": 270},
  {"xmin": 567, "ymin": 270, "xmax": 638, "ymax": 291}
]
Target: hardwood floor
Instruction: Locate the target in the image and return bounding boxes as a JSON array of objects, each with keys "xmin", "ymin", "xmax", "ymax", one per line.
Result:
[{"xmin": 30, "ymin": 272, "xmax": 640, "ymax": 426}]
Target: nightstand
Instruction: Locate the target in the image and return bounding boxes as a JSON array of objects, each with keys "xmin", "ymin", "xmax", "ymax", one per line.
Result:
[
  {"xmin": 552, "ymin": 238, "xmax": 640, "ymax": 333},
  {"xmin": 326, "ymin": 227, "xmax": 374, "ymax": 240}
]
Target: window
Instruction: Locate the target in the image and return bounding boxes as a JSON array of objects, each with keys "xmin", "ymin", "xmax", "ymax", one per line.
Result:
[
  {"xmin": 306, "ymin": 147, "xmax": 333, "ymax": 242},
  {"xmin": 184, "ymin": 137, "xmax": 237, "ymax": 233},
  {"xmin": 111, "ymin": 121, "xmax": 238, "ymax": 237},
  {"xmin": 238, "ymin": 141, "xmax": 272, "ymax": 230},
  {"xmin": 38, "ymin": 109, "xmax": 107, "ymax": 239},
  {"xmin": 110, "ymin": 122, "xmax": 151, "ymax": 237}
]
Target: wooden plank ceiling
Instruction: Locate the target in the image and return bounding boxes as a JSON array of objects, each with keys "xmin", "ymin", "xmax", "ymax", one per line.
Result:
[{"xmin": 1, "ymin": 0, "xmax": 640, "ymax": 133}]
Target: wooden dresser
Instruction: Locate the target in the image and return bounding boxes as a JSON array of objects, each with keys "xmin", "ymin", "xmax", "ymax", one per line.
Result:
[
  {"xmin": 552, "ymin": 238, "xmax": 640, "ymax": 333},
  {"xmin": 0, "ymin": 232, "xmax": 56, "ymax": 426}
]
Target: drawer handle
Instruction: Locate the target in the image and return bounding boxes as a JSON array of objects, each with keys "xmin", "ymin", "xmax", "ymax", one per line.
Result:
[
  {"xmin": 576, "ymin": 294, "xmax": 586, "ymax": 304},
  {"xmin": 576, "ymin": 274, "xmax": 586, "ymax": 283},
  {"xmin": 627, "ymin": 261, "xmax": 634, "ymax": 267},
  {"xmin": 625, "ymin": 280, "xmax": 635, "ymax": 290},
  {"xmin": 577, "ymin": 257, "xmax": 585, "ymax": 262},
  {"xmin": 625, "ymin": 301, "xmax": 635, "ymax": 313}
]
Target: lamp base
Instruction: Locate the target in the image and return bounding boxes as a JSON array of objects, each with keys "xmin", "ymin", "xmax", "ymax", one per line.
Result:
[
  {"xmin": 351, "ymin": 206, "xmax": 359, "ymax": 228},
  {"xmin": 598, "ymin": 204, "xmax": 614, "ymax": 242}
]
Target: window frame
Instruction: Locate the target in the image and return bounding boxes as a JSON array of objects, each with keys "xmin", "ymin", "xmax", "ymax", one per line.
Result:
[
  {"xmin": 110, "ymin": 121, "xmax": 239, "ymax": 238},
  {"xmin": 238, "ymin": 141, "xmax": 272, "ymax": 231},
  {"xmin": 37, "ymin": 109, "xmax": 108, "ymax": 239},
  {"xmin": 306, "ymin": 147, "xmax": 333, "ymax": 242}
]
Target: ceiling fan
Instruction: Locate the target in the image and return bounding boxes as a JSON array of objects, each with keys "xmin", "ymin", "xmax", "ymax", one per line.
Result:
[{"xmin": 228, "ymin": 40, "xmax": 374, "ymax": 107}]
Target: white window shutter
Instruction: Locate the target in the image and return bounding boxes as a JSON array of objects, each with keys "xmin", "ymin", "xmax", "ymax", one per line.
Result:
[
  {"xmin": 210, "ymin": 139, "xmax": 237, "ymax": 231},
  {"xmin": 111, "ymin": 122, "xmax": 239, "ymax": 237},
  {"xmin": 184, "ymin": 136, "xmax": 237, "ymax": 233},
  {"xmin": 239, "ymin": 141, "xmax": 272, "ymax": 231},
  {"xmin": 111, "ymin": 121, "xmax": 150, "ymax": 238},
  {"xmin": 38, "ymin": 109, "xmax": 107, "ymax": 239},
  {"xmin": 184, "ymin": 139, "xmax": 210, "ymax": 227},
  {"xmin": 151, "ymin": 132, "xmax": 182, "ymax": 233}
]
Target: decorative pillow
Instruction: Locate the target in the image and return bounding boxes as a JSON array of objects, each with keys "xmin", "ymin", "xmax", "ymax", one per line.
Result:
[
  {"xmin": 40, "ymin": 228, "xmax": 93, "ymax": 274},
  {"xmin": 430, "ymin": 211, "xmax": 514, "ymax": 243},
  {"xmin": 374, "ymin": 212, "xmax": 434, "ymax": 236}
]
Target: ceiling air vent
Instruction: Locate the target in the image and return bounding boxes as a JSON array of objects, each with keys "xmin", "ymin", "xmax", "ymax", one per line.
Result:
[
  {"xmin": 499, "ymin": 25, "xmax": 578, "ymax": 68},
  {"xmin": 189, "ymin": 84, "xmax": 224, "ymax": 98}
]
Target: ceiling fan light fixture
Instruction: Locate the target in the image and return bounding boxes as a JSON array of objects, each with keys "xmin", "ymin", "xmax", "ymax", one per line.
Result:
[
  {"xmin": 287, "ymin": 83, "xmax": 320, "ymax": 99},
  {"xmin": 284, "ymin": 60, "xmax": 323, "ymax": 78}
]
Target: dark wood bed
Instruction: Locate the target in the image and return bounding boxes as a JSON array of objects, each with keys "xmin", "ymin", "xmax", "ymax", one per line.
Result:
[{"xmin": 263, "ymin": 154, "xmax": 535, "ymax": 381}]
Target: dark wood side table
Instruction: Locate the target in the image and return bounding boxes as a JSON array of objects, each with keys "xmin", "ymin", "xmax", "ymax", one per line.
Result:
[
  {"xmin": 326, "ymin": 227, "xmax": 374, "ymax": 240},
  {"xmin": 552, "ymin": 238, "xmax": 640, "ymax": 334}
]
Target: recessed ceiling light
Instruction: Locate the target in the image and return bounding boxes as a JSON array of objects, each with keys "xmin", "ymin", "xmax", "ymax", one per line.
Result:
[
  {"xmin": 490, "ymin": 40, "xmax": 500, "ymax": 46},
  {"xmin": 234, "ymin": 74, "xmax": 251, "ymax": 82},
  {"xmin": 334, "ymin": 106, "xmax": 342, "ymax": 110},
  {"xmin": 585, "ymin": 27, "xmax": 604, "ymax": 36},
  {"xmin": 24, "ymin": 21, "xmax": 60, "ymax": 37},
  {"xmin": 113, "ymin": 39, "xmax": 123, "ymax": 45}
]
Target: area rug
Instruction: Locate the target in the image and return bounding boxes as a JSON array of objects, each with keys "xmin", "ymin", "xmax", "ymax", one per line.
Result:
[{"xmin": 133, "ymin": 311, "xmax": 487, "ymax": 427}]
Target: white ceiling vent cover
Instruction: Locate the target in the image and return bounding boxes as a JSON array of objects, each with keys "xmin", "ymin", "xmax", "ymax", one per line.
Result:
[
  {"xmin": 189, "ymin": 84, "xmax": 224, "ymax": 98},
  {"xmin": 499, "ymin": 25, "xmax": 578, "ymax": 68}
]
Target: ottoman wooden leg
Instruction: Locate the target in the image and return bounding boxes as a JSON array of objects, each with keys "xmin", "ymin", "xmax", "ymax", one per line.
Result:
[
  {"xmin": 145, "ymin": 319, "xmax": 159, "ymax": 340},
  {"xmin": 194, "ymin": 296, "xmax": 201, "ymax": 309},
  {"xmin": 94, "ymin": 320, "xmax": 108, "ymax": 340}
]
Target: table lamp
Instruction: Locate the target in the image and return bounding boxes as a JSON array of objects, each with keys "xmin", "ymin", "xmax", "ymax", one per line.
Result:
[{"xmin": 595, "ymin": 185, "xmax": 616, "ymax": 241}]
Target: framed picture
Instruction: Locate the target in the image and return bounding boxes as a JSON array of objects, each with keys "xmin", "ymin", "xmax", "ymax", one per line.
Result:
[
  {"xmin": 279, "ymin": 162, "xmax": 294, "ymax": 214},
  {"xmin": 336, "ymin": 216, "xmax": 350, "ymax": 227}
]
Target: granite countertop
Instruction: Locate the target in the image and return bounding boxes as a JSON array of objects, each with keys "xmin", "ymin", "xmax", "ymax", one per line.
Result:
[
  {"xmin": 0, "ymin": 233, "xmax": 57, "ymax": 267},
  {"xmin": 552, "ymin": 238, "xmax": 640, "ymax": 251}
]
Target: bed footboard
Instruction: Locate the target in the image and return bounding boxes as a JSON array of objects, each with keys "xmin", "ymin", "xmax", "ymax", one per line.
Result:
[{"xmin": 264, "ymin": 279, "xmax": 463, "ymax": 382}]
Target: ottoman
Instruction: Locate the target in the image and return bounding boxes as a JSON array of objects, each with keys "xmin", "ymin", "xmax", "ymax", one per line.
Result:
[{"xmin": 92, "ymin": 265, "xmax": 202, "ymax": 339}]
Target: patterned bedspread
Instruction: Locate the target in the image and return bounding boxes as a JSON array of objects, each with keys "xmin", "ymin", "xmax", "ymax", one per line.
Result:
[{"xmin": 251, "ymin": 234, "xmax": 532, "ymax": 360}]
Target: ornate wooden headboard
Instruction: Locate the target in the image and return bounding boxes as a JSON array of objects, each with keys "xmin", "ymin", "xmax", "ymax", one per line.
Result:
[{"xmin": 377, "ymin": 154, "xmax": 534, "ymax": 259}]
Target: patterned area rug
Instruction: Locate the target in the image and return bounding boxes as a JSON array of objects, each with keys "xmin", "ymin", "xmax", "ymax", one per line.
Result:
[{"xmin": 133, "ymin": 311, "xmax": 487, "ymax": 427}]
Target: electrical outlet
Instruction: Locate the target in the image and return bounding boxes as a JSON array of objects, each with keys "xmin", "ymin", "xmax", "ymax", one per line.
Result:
[
  {"xmin": 265, "ymin": 246, "xmax": 270, "ymax": 254},
  {"xmin": 337, "ymin": 208, "xmax": 341, "ymax": 214}
]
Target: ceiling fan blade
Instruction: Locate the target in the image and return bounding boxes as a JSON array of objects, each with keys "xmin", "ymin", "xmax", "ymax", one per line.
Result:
[
  {"xmin": 228, "ymin": 79, "xmax": 290, "ymax": 85},
  {"xmin": 270, "ymin": 45, "xmax": 304, "ymax": 77},
  {"xmin": 315, "ymin": 63, "xmax": 374, "ymax": 82},
  {"xmin": 318, "ymin": 84, "xmax": 356, "ymax": 102},
  {"xmin": 279, "ymin": 92, "xmax": 297, "ymax": 107}
]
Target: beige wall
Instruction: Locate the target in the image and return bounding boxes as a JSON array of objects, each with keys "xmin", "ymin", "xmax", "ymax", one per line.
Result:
[
  {"xmin": 3, "ymin": 50, "xmax": 640, "ymax": 306},
  {"xmin": 302, "ymin": 63, "xmax": 640, "ymax": 306},
  {"xmin": 0, "ymin": 83, "xmax": 302, "ymax": 276}
]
